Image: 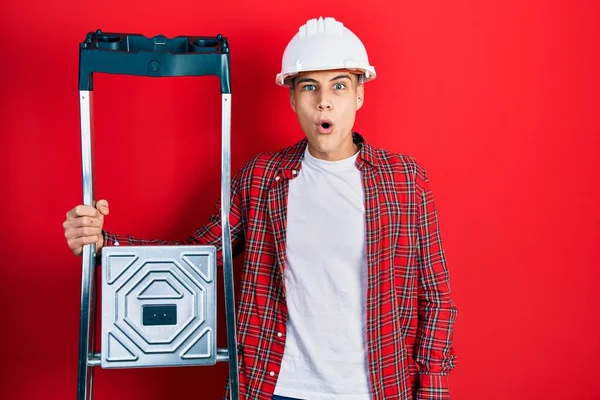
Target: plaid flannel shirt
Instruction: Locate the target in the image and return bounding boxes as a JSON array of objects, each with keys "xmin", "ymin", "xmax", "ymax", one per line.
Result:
[{"xmin": 103, "ymin": 133, "xmax": 458, "ymax": 400}]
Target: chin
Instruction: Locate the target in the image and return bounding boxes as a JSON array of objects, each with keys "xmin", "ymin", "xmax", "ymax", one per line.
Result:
[{"xmin": 311, "ymin": 135, "xmax": 339, "ymax": 150}]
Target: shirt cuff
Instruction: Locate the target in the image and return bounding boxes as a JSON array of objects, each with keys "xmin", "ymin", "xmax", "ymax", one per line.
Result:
[
  {"xmin": 416, "ymin": 373, "xmax": 450, "ymax": 400},
  {"xmin": 102, "ymin": 230, "xmax": 120, "ymax": 247}
]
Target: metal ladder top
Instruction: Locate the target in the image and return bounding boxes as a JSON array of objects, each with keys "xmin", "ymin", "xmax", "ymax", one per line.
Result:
[{"xmin": 77, "ymin": 29, "xmax": 238, "ymax": 400}]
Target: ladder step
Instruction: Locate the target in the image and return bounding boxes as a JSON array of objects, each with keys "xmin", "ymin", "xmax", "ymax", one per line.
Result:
[{"xmin": 88, "ymin": 348, "xmax": 230, "ymax": 367}]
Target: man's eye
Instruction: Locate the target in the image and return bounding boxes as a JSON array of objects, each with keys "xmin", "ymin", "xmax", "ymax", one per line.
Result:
[
  {"xmin": 302, "ymin": 84, "xmax": 317, "ymax": 91},
  {"xmin": 333, "ymin": 83, "xmax": 346, "ymax": 90}
]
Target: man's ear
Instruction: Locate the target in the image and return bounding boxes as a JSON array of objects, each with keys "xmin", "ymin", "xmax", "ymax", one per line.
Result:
[
  {"xmin": 289, "ymin": 87, "xmax": 296, "ymax": 112},
  {"xmin": 356, "ymin": 84, "xmax": 365, "ymax": 110}
]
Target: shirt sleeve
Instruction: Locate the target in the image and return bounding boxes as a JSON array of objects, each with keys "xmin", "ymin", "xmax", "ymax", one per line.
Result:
[
  {"xmin": 414, "ymin": 168, "xmax": 458, "ymax": 400},
  {"xmin": 101, "ymin": 169, "xmax": 246, "ymax": 266}
]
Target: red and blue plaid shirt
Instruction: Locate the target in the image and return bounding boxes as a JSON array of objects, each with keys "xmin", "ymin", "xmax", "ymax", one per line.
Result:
[{"xmin": 103, "ymin": 133, "xmax": 458, "ymax": 400}]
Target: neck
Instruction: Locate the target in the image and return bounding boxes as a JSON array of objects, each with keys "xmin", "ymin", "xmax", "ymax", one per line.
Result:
[{"xmin": 307, "ymin": 135, "xmax": 359, "ymax": 161}]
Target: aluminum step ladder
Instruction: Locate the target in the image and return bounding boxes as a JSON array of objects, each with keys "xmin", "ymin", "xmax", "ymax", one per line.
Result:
[{"xmin": 76, "ymin": 29, "xmax": 239, "ymax": 400}]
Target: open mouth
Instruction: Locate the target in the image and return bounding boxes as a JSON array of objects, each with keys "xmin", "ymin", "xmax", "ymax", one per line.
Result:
[{"xmin": 318, "ymin": 119, "xmax": 334, "ymax": 134}]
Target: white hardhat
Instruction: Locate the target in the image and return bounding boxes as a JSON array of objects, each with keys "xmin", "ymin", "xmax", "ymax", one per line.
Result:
[{"xmin": 276, "ymin": 17, "xmax": 377, "ymax": 86}]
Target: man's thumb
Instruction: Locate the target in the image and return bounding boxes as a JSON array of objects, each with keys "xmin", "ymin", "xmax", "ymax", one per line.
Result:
[{"xmin": 95, "ymin": 199, "xmax": 110, "ymax": 216}]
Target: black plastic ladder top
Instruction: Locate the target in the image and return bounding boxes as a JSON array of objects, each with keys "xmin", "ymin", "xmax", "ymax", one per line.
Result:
[{"xmin": 79, "ymin": 29, "xmax": 231, "ymax": 93}]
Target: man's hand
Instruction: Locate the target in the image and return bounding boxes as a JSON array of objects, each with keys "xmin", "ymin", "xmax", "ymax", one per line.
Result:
[{"xmin": 63, "ymin": 199, "xmax": 110, "ymax": 256}]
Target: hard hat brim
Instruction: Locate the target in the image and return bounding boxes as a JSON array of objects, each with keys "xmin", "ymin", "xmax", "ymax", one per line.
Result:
[{"xmin": 276, "ymin": 66, "xmax": 376, "ymax": 87}]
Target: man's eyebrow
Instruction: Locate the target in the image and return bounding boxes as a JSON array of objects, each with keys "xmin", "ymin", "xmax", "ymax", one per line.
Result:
[
  {"xmin": 295, "ymin": 77, "xmax": 319, "ymax": 84},
  {"xmin": 330, "ymin": 74, "xmax": 353, "ymax": 82}
]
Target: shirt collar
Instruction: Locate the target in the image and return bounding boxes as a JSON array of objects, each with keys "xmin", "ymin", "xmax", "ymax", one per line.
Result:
[{"xmin": 277, "ymin": 132, "xmax": 380, "ymax": 174}]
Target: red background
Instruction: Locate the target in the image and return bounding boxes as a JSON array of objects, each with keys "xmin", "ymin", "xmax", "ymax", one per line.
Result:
[{"xmin": 1, "ymin": 0, "xmax": 599, "ymax": 399}]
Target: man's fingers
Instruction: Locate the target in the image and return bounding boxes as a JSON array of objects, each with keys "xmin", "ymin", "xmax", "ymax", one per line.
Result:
[
  {"xmin": 64, "ymin": 202, "xmax": 107, "ymax": 256},
  {"xmin": 64, "ymin": 226, "xmax": 102, "ymax": 240},
  {"xmin": 67, "ymin": 235, "xmax": 101, "ymax": 252},
  {"xmin": 66, "ymin": 205, "xmax": 100, "ymax": 219},
  {"xmin": 71, "ymin": 235, "xmax": 100, "ymax": 247},
  {"xmin": 63, "ymin": 216, "xmax": 103, "ymax": 230},
  {"xmin": 95, "ymin": 199, "xmax": 110, "ymax": 216}
]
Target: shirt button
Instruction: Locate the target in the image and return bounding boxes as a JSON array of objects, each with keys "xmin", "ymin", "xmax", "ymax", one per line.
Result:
[
  {"xmin": 114, "ymin": 241, "xmax": 120, "ymax": 246},
  {"xmin": 277, "ymin": 332, "xmax": 283, "ymax": 338},
  {"xmin": 275, "ymin": 176, "xmax": 280, "ymax": 181},
  {"xmin": 292, "ymin": 169, "xmax": 298, "ymax": 175},
  {"xmin": 269, "ymin": 371, "xmax": 275, "ymax": 377}
]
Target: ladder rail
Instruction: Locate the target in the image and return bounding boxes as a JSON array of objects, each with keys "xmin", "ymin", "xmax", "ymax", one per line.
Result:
[
  {"xmin": 77, "ymin": 90, "xmax": 97, "ymax": 400},
  {"xmin": 221, "ymin": 93, "xmax": 239, "ymax": 399}
]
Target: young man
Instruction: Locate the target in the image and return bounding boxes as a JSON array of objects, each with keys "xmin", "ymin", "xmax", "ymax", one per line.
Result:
[{"xmin": 63, "ymin": 17, "xmax": 457, "ymax": 400}]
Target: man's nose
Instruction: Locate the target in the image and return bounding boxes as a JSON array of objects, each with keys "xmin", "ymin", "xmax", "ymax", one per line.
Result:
[{"xmin": 317, "ymin": 92, "xmax": 333, "ymax": 110}]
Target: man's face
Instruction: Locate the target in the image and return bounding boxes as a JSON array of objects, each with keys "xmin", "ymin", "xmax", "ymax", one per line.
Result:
[{"xmin": 289, "ymin": 69, "xmax": 365, "ymax": 161}]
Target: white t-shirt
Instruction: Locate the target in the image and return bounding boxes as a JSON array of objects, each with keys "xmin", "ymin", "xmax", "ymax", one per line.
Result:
[{"xmin": 273, "ymin": 146, "xmax": 371, "ymax": 399}]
